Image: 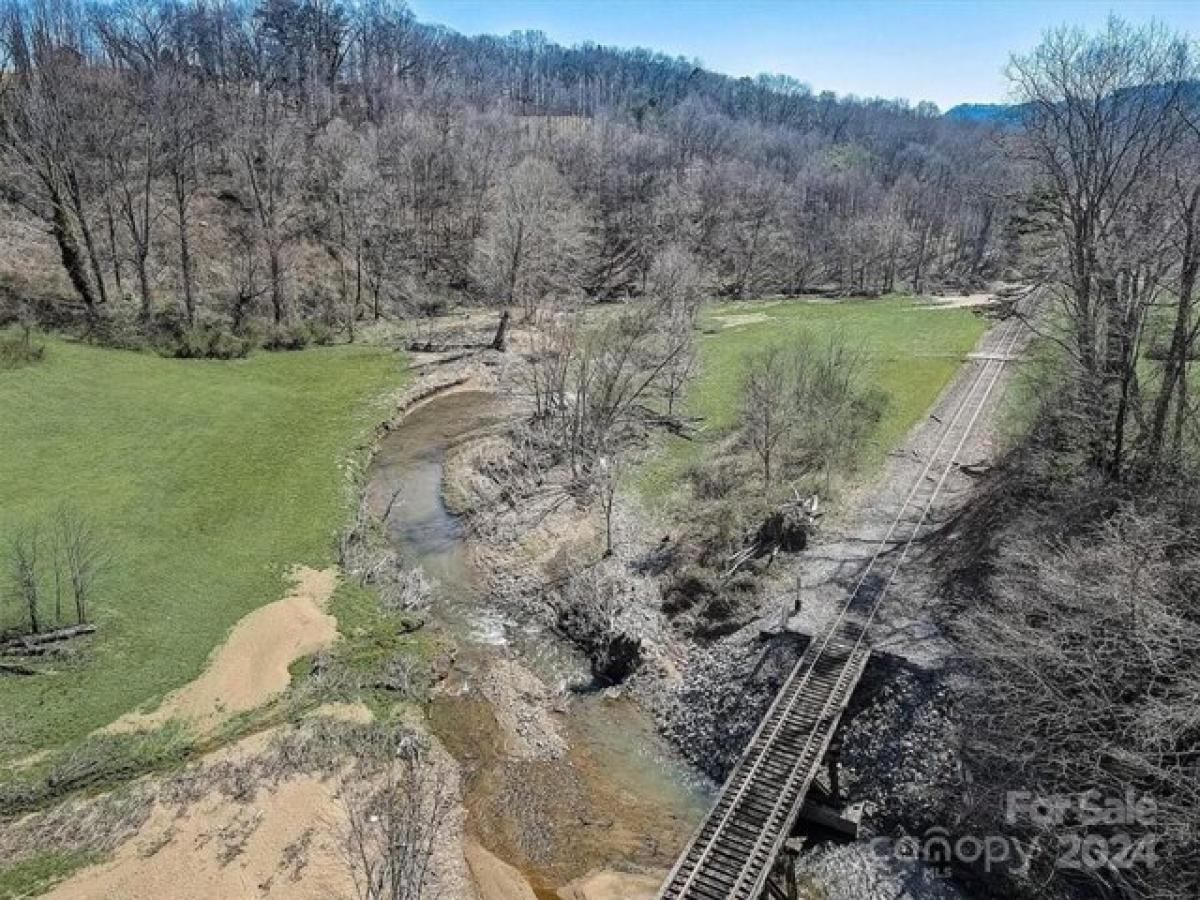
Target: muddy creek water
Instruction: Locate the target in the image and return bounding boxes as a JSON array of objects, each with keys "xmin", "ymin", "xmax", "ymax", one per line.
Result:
[{"xmin": 365, "ymin": 390, "xmax": 709, "ymax": 898}]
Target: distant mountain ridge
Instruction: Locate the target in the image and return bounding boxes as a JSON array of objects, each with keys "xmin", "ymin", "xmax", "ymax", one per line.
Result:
[
  {"xmin": 944, "ymin": 102, "xmax": 1025, "ymax": 125},
  {"xmin": 946, "ymin": 81, "xmax": 1200, "ymax": 125}
]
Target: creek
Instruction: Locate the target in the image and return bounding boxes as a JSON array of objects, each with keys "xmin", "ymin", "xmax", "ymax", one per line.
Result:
[{"xmin": 365, "ymin": 390, "xmax": 709, "ymax": 897}]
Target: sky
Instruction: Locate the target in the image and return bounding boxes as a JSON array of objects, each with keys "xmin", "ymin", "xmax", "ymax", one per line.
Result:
[{"xmin": 407, "ymin": 0, "xmax": 1200, "ymax": 110}]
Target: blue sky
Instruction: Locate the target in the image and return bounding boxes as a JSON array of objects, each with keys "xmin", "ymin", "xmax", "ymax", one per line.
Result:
[{"xmin": 407, "ymin": 1, "xmax": 1200, "ymax": 109}]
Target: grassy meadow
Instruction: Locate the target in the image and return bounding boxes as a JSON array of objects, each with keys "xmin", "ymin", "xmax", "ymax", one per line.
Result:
[
  {"xmin": 0, "ymin": 337, "xmax": 403, "ymax": 760},
  {"xmin": 634, "ymin": 295, "xmax": 990, "ymax": 501}
]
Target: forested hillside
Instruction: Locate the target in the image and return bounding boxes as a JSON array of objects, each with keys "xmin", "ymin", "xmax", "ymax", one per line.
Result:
[{"xmin": 0, "ymin": 0, "xmax": 1014, "ymax": 349}]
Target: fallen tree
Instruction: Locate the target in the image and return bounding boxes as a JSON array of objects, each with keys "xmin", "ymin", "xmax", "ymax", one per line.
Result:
[{"xmin": 0, "ymin": 624, "xmax": 96, "ymax": 650}]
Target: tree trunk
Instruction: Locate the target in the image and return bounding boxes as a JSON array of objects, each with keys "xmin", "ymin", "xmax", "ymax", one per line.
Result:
[
  {"xmin": 50, "ymin": 194, "xmax": 100, "ymax": 322},
  {"xmin": 507, "ymin": 221, "xmax": 524, "ymax": 312},
  {"xmin": 175, "ymin": 171, "xmax": 197, "ymax": 326},
  {"xmin": 104, "ymin": 193, "xmax": 124, "ymax": 300},
  {"xmin": 66, "ymin": 170, "xmax": 109, "ymax": 307},
  {"xmin": 269, "ymin": 242, "xmax": 287, "ymax": 325},
  {"xmin": 490, "ymin": 309, "xmax": 510, "ymax": 351},
  {"xmin": 1147, "ymin": 192, "xmax": 1199, "ymax": 466},
  {"xmin": 124, "ymin": 183, "xmax": 154, "ymax": 324},
  {"xmin": 134, "ymin": 248, "xmax": 153, "ymax": 324}
]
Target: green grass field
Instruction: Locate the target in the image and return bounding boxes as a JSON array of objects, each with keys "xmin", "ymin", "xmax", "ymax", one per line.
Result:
[
  {"xmin": 0, "ymin": 337, "xmax": 403, "ymax": 760},
  {"xmin": 635, "ymin": 295, "xmax": 989, "ymax": 500}
]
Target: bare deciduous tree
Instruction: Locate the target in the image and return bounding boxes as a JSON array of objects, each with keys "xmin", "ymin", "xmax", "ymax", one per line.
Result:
[
  {"xmin": 1008, "ymin": 19, "xmax": 1196, "ymax": 477},
  {"xmin": 56, "ymin": 505, "xmax": 104, "ymax": 625},
  {"xmin": 342, "ymin": 734, "xmax": 451, "ymax": 900},
  {"xmin": 647, "ymin": 244, "xmax": 703, "ymax": 417},
  {"xmin": 739, "ymin": 331, "xmax": 881, "ymax": 491},
  {"xmin": 1, "ymin": 0, "xmax": 1018, "ymax": 343},
  {"xmin": 474, "ymin": 156, "xmax": 586, "ymax": 321},
  {"xmin": 740, "ymin": 342, "xmax": 794, "ymax": 488},
  {"xmin": 229, "ymin": 89, "xmax": 306, "ymax": 326},
  {"xmin": 0, "ymin": 2, "xmax": 112, "ymax": 322},
  {"xmin": 7, "ymin": 526, "xmax": 41, "ymax": 634}
]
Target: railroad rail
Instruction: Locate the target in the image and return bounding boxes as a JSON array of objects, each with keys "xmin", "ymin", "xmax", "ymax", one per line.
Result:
[{"xmin": 658, "ymin": 311, "xmax": 1026, "ymax": 900}]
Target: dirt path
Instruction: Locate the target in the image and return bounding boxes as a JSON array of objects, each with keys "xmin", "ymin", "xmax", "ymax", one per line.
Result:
[{"xmin": 106, "ymin": 567, "xmax": 339, "ymax": 734}]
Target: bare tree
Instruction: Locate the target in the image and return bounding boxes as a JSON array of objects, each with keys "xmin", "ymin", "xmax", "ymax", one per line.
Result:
[
  {"xmin": 106, "ymin": 80, "xmax": 162, "ymax": 323},
  {"xmin": 597, "ymin": 454, "xmax": 618, "ymax": 557},
  {"xmin": 1146, "ymin": 107, "xmax": 1200, "ymax": 468},
  {"xmin": 647, "ymin": 244, "xmax": 703, "ymax": 417},
  {"xmin": 474, "ymin": 156, "xmax": 586, "ymax": 321},
  {"xmin": 229, "ymin": 89, "xmax": 305, "ymax": 326},
  {"xmin": 0, "ymin": 2, "xmax": 112, "ymax": 322},
  {"xmin": 342, "ymin": 734, "xmax": 451, "ymax": 900},
  {"xmin": 56, "ymin": 505, "xmax": 103, "ymax": 625},
  {"xmin": 740, "ymin": 342, "xmax": 794, "ymax": 488},
  {"xmin": 792, "ymin": 332, "xmax": 881, "ymax": 492},
  {"xmin": 0, "ymin": 0, "xmax": 1021, "ymax": 341},
  {"xmin": 312, "ymin": 118, "xmax": 384, "ymax": 338},
  {"xmin": 1008, "ymin": 18, "xmax": 1195, "ymax": 477},
  {"xmin": 520, "ymin": 297, "xmax": 689, "ymax": 477},
  {"xmin": 158, "ymin": 68, "xmax": 214, "ymax": 326},
  {"xmin": 7, "ymin": 526, "xmax": 41, "ymax": 634}
]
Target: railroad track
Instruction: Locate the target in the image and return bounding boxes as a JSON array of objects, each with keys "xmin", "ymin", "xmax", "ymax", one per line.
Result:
[{"xmin": 658, "ymin": 311, "xmax": 1027, "ymax": 900}]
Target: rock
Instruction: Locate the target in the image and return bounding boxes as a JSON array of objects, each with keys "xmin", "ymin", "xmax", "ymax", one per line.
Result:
[
  {"xmin": 464, "ymin": 841, "xmax": 538, "ymax": 900},
  {"xmin": 558, "ymin": 869, "xmax": 663, "ymax": 900}
]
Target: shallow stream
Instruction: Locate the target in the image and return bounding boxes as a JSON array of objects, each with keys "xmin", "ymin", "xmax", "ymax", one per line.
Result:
[{"xmin": 365, "ymin": 390, "xmax": 709, "ymax": 897}]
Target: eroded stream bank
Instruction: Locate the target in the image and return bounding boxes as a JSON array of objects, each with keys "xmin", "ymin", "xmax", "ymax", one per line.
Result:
[{"xmin": 365, "ymin": 390, "xmax": 709, "ymax": 898}]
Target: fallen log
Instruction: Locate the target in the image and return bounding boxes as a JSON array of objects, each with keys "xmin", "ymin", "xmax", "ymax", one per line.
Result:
[
  {"xmin": 631, "ymin": 403, "xmax": 703, "ymax": 437},
  {"xmin": 406, "ymin": 339, "xmax": 493, "ymax": 353},
  {"xmin": 3, "ymin": 644, "xmax": 65, "ymax": 657},
  {"xmin": 0, "ymin": 662, "xmax": 38, "ymax": 676},
  {"xmin": 0, "ymin": 624, "xmax": 96, "ymax": 651},
  {"xmin": 958, "ymin": 461, "xmax": 992, "ymax": 477}
]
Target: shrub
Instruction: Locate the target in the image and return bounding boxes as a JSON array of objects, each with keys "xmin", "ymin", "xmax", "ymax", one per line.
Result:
[
  {"xmin": 661, "ymin": 563, "xmax": 719, "ymax": 615},
  {"xmin": 689, "ymin": 456, "xmax": 743, "ymax": 500},
  {"xmin": 165, "ymin": 325, "xmax": 252, "ymax": 360},
  {"xmin": 209, "ymin": 329, "xmax": 253, "ymax": 360},
  {"xmin": 85, "ymin": 310, "xmax": 149, "ymax": 351},
  {"xmin": 415, "ymin": 297, "xmax": 447, "ymax": 318},
  {"xmin": 150, "ymin": 306, "xmax": 189, "ymax": 339},
  {"xmin": 262, "ymin": 323, "xmax": 312, "ymax": 351},
  {"xmin": 307, "ymin": 321, "xmax": 334, "ymax": 346},
  {"xmin": 0, "ymin": 329, "xmax": 45, "ymax": 370}
]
